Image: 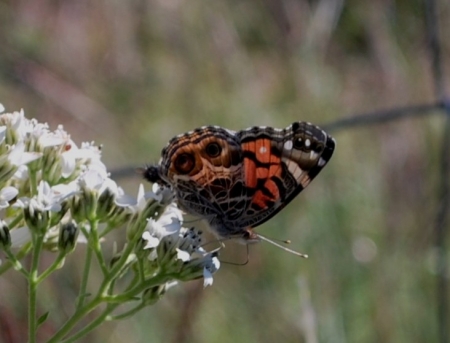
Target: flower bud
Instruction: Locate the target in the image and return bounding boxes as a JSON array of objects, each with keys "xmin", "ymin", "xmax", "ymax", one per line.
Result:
[
  {"xmin": 97, "ymin": 188, "xmax": 116, "ymax": 221},
  {"xmin": 23, "ymin": 199, "xmax": 50, "ymax": 234},
  {"xmin": 58, "ymin": 221, "xmax": 79, "ymax": 254},
  {"xmin": 0, "ymin": 220, "xmax": 11, "ymax": 250}
]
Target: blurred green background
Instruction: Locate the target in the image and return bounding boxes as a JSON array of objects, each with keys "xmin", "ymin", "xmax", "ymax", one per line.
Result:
[{"xmin": 0, "ymin": 0, "xmax": 449, "ymax": 342}]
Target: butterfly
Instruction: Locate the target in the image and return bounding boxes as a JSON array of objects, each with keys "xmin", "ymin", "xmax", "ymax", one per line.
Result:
[{"xmin": 144, "ymin": 122, "xmax": 335, "ymax": 255}]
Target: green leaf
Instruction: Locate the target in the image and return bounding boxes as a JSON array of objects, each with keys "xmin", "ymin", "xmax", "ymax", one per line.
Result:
[{"xmin": 37, "ymin": 312, "xmax": 50, "ymax": 327}]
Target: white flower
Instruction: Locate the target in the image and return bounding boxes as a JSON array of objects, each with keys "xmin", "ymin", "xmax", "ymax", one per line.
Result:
[
  {"xmin": 176, "ymin": 248, "xmax": 191, "ymax": 262},
  {"xmin": 142, "ymin": 231, "xmax": 160, "ymax": 249},
  {"xmin": 0, "ymin": 110, "xmax": 25, "ymax": 135},
  {"xmin": 3, "ymin": 141, "xmax": 42, "ymax": 166},
  {"xmin": 203, "ymin": 255, "xmax": 220, "ymax": 287},
  {"xmin": 14, "ymin": 181, "xmax": 64, "ymax": 212},
  {"xmin": 38, "ymin": 124, "xmax": 69, "ymax": 148},
  {"xmin": 12, "ymin": 165, "xmax": 29, "ymax": 181},
  {"xmin": 60, "ymin": 140, "xmax": 105, "ymax": 178},
  {"xmin": 142, "ymin": 203, "xmax": 183, "ymax": 250},
  {"xmin": 117, "ymin": 184, "xmax": 152, "ymax": 212},
  {"xmin": 0, "ymin": 186, "xmax": 18, "ymax": 209},
  {"xmin": 192, "ymin": 250, "xmax": 221, "ymax": 288},
  {"xmin": 78, "ymin": 169, "xmax": 107, "ymax": 191}
]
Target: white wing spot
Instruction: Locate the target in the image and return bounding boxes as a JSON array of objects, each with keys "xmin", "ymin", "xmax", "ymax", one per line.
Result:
[
  {"xmin": 283, "ymin": 157, "xmax": 303, "ymax": 179},
  {"xmin": 259, "ymin": 146, "xmax": 267, "ymax": 154},
  {"xmin": 318, "ymin": 157, "xmax": 326, "ymax": 167},
  {"xmin": 284, "ymin": 140, "xmax": 293, "ymax": 150}
]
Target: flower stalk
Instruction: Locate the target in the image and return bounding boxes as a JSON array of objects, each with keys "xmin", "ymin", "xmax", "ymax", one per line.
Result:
[{"xmin": 0, "ymin": 104, "xmax": 221, "ymax": 342}]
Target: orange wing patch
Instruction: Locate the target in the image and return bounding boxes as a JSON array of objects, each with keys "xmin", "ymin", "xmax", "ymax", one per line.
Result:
[
  {"xmin": 242, "ymin": 140, "xmax": 257, "ymax": 188},
  {"xmin": 252, "ymin": 179, "xmax": 280, "ymax": 209},
  {"xmin": 243, "ymin": 138, "xmax": 283, "ymax": 209}
]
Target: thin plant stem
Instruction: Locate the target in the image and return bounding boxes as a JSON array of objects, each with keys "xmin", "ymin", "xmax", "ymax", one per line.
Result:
[
  {"xmin": 61, "ymin": 304, "xmax": 119, "ymax": 343},
  {"xmin": 36, "ymin": 253, "xmax": 65, "ymax": 283},
  {"xmin": 0, "ymin": 242, "xmax": 32, "ymax": 275},
  {"xmin": 28, "ymin": 234, "xmax": 44, "ymax": 343},
  {"xmin": 7, "ymin": 212, "xmax": 24, "ymax": 229},
  {"xmin": 29, "ymin": 170, "xmax": 38, "ymax": 195},
  {"xmin": 76, "ymin": 243, "xmax": 93, "ymax": 310},
  {"xmin": 110, "ymin": 302, "xmax": 147, "ymax": 321},
  {"xmin": 47, "ymin": 272, "xmax": 173, "ymax": 343},
  {"xmin": 88, "ymin": 219, "xmax": 108, "ymax": 276},
  {"xmin": 4, "ymin": 249, "xmax": 28, "ymax": 277}
]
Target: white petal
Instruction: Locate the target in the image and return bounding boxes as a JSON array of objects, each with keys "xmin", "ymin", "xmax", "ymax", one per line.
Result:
[
  {"xmin": 39, "ymin": 135, "xmax": 66, "ymax": 148},
  {"xmin": 142, "ymin": 231, "xmax": 160, "ymax": 249},
  {"xmin": 0, "ymin": 186, "xmax": 19, "ymax": 201},
  {"xmin": 115, "ymin": 193, "xmax": 136, "ymax": 207},
  {"xmin": 8, "ymin": 142, "xmax": 42, "ymax": 165},
  {"xmin": 38, "ymin": 181, "xmax": 52, "ymax": 197},
  {"xmin": 80, "ymin": 169, "xmax": 105, "ymax": 190},
  {"xmin": 203, "ymin": 267, "xmax": 214, "ymax": 287},
  {"xmin": 0, "ymin": 103, "xmax": 4, "ymax": 113},
  {"xmin": 61, "ymin": 153, "xmax": 76, "ymax": 177},
  {"xmin": 176, "ymin": 248, "xmax": 191, "ymax": 262},
  {"xmin": 0, "ymin": 126, "xmax": 6, "ymax": 144},
  {"xmin": 148, "ymin": 249, "xmax": 158, "ymax": 261},
  {"xmin": 13, "ymin": 165, "xmax": 29, "ymax": 180}
]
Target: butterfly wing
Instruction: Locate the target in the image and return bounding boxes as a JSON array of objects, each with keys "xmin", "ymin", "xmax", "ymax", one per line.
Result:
[
  {"xmin": 236, "ymin": 122, "xmax": 335, "ymax": 229},
  {"xmin": 158, "ymin": 126, "xmax": 249, "ymax": 223}
]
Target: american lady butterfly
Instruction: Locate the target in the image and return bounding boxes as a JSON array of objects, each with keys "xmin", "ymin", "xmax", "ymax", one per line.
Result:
[{"xmin": 144, "ymin": 122, "xmax": 335, "ymax": 254}]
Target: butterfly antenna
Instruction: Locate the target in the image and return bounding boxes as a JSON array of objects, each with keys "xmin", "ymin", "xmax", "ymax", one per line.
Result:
[{"xmin": 256, "ymin": 234, "xmax": 308, "ymax": 258}]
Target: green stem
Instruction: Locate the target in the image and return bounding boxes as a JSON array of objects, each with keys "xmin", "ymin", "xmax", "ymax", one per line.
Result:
[
  {"xmin": 47, "ymin": 296, "xmax": 104, "ymax": 343},
  {"xmin": 98, "ymin": 220, "xmax": 147, "ymax": 295},
  {"xmin": 88, "ymin": 220, "xmax": 108, "ymax": 276},
  {"xmin": 47, "ymin": 272, "xmax": 173, "ymax": 343},
  {"xmin": 60, "ymin": 304, "xmax": 118, "ymax": 343},
  {"xmin": 29, "ymin": 170, "xmax": 38, "ymax": 195},
  {"xmin": 110, "ymin": 302, "xmax": 146, "ymax": 320},
  {"xmin": 0, "ymin": 242, "xmax": 32, "ymax": 275},
  {"xmin": 8, "ymin": 212, "xmax": 24, "ymax": 229},
  {"xmin": 28, "ymin": 235, "xmax": 44, "ymax": 343},
  {"xmin": 36, "ymin": 253, "xmax": 65, "ymax": 283},
  {"xmin": 76, "ymin": 243, "xmax": 93, "ymax": 309},
  {"xmin": 4, "ymin": 249, "xmax": 28, "ymax": 277},
  {"xmin": 99, "ymin": 224, "xmax": 115, "ymax": 238},
  {"xmin": 107, "ymin": 272, "xmax": 174, "ymax": 303}
]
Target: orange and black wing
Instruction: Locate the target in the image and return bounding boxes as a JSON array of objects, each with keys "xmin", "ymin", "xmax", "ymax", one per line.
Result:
[{"xmin": 237, "ymin": 122, "xmax": 335, "ymax": 229}]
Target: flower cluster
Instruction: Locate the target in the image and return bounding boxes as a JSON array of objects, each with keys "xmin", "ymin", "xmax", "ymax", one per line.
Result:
[{"xmin": 0, "ymin": 104, "xmax": 220, "ymax": 318}]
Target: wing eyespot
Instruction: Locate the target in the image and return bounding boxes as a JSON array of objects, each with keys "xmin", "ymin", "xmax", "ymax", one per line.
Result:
[
  {"xmin": 174, "ymin": 153, "xmax": 195, "ymax": 174},
  {"xmin": 205, "ymin": 142, "xmax": 222, "ymax": 157},
  {"xmin": 293, "ymin": 137, "xmax": 304, "ymax": 150}
]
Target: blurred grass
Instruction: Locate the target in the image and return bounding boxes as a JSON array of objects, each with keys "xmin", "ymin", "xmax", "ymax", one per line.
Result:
[{"xmin": 0, "ymin": 0, "xmax": 449, "ymax": 342}]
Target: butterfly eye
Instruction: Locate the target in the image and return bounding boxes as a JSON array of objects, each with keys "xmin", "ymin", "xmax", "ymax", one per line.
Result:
[
  {"xmin": 205, "ymin": 142, "xmax": 222, "ymax": 157},
  {"xmin": 174, "ymin": 153, "xmax": 195, "ymax": 174}
]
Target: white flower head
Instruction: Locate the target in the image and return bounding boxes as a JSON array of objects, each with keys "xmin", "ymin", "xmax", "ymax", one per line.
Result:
[
  {"xmin": 141, "ymin": 203, "xmax": 183, "ymax": 251},
  {"xmin": 5, "ymin": 141, "xmax": 42, "ymax": 166}
]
